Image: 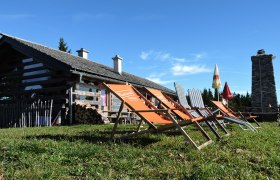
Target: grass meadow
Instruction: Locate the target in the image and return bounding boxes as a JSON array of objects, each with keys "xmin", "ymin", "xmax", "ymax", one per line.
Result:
[{"xmin": 0, "ymin": 122, "xmax": 279, "ymax": 179}]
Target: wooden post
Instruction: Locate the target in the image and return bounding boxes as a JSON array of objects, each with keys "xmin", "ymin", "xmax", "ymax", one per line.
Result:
[
  {"xmin": 49, "ymin": 99, "xmax": 53, "ymax": 127},
  {"xmin": 68, "ymin": 86, "xmax": 73, "ymax": 125},
  {"xmin": 111, "ymin": 101, "xmax": 124, "ymax": 139}
]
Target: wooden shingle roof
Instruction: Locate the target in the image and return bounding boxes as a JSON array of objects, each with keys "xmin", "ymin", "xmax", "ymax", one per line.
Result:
[{"xmin": 0, "ymin": 33, "xmax": 175, "ymax": 95}]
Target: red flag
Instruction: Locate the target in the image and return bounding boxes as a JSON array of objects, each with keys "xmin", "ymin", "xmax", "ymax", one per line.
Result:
[{"xmin": 222, "ymin": 82, "xmax": 233, "ymax": 100}]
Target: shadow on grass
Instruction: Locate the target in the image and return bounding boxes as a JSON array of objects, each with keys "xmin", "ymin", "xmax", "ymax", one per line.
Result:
[{"xmin": 25, "ymin": 130, "xmax": 160, "ymax": 147}]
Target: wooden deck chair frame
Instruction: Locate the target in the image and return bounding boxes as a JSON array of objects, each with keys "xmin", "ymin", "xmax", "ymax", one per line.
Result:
[
  {"xmin": 212, "ymin": 101, "xmax": 261, "ymax": 130},
  {"xmin": 103, "ymin": 83, "xmax": 213, "ymax": 150},
  {"xmin": 145, "ymin": 87, "xmax": 229, "ymax": 139}
]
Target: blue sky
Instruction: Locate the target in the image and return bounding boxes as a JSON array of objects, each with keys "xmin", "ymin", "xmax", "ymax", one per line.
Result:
[{"xmin": 1, "ymin": 0, "xmax": 280, "ymax": 100}]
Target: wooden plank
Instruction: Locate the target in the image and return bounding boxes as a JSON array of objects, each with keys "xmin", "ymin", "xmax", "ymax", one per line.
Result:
[
  {"xmin": 68, "ymin": 87, "xmax": 73, "ymax": 125},
  {"xmin": 75, "ymin": 99, "xmax": 100, "ymax": 105},
  {"xmin": 73, "ymin": 90, "xmax": 100, "ymax": 97}
]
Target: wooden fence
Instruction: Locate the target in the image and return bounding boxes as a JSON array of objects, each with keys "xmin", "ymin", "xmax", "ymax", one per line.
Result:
[{"xmin": 0, "ymin": 99, "xmax": 53, "ymax": 128}]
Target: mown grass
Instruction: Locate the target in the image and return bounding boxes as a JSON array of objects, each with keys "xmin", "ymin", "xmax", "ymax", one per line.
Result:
[{"xmin": 0, "ymin": 122, "xmax": 279, "ymax": 179}]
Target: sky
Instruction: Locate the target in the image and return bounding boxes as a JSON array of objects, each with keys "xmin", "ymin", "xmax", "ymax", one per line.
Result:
[{"xmin": 1, "ymin": 0, "xmax": 280, "ymax": 100}]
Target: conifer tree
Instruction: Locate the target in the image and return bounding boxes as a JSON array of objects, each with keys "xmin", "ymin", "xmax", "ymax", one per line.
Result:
[{"xmin": 58, "ymin": 38, "xmax": 71, "ymax": 53}]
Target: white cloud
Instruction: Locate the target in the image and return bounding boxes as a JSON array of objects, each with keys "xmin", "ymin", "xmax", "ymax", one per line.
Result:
[
  {"xmin": 140, "ymin": 51, "xmax": 151, "ymax": 60},
  {"xmin": 155, "ymin": 52, "xmax": 171, "ymax": 61},
  {"xmin": 140, "ymin": 50, "xmax": 208, "ymax": 63},
  {"xmin": 140, "ymin": 50, "xmax": 185, "ymax": 62},
  {"xmin": 194, "ymin": 52, "xmax": 206, "ymax": 60},
  {"xmin": 172, "ymin": 64, "xmax": 211, "ymax": 76},
  {"xmin": 146, "ymin": 77, "xmax": 173, "ymax": 85},
  {"xmin": 173, "ymin": 57, "xmax": 186, "ymax": 62},
  {"xmin": 146, "ymin": 72, "xmax": 172, "ymax": 85}
]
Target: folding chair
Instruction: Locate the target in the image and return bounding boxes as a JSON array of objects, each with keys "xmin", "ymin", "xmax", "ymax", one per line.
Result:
[
  {"xmin": 172, "ymin": 84, "xmax": 229, "ymax": 138},
  {"xmin": 103, "ymin": 83, "xmax": 213, "ymax": 150},
  {"xmin": 145, "ymin": 87, "xmax": 229, "ymax": 139},
  {"xmin": 212, "ymin": 101, "xmax": 260, "ymax": 130},
  {"xmin": 187, "ymin": 88, "xmax": 257, "ymax": 132}
]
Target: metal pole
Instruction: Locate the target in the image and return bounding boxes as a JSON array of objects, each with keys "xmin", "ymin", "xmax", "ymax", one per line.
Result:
[{"xmin": 217, "ymin": 88, "xmax": 219, "ymax": 102}]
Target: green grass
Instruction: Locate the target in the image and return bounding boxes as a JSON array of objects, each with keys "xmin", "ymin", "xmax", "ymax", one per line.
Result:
[{"xmin": 0, "ymin": 122, "xmax": 279, "ymax": 179}]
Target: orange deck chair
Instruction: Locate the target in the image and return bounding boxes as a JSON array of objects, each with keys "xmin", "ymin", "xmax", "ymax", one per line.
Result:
[
  {"xmin": 103, "ymin": 83, "xmax": 213, "ymax": 150},
  {"xmin": 145, "ymin": 87, "xmax": 229, "ymax": 139},
  {"xmin": 212, "ymin": 101, "xmax": 261, "ymax": 129}
]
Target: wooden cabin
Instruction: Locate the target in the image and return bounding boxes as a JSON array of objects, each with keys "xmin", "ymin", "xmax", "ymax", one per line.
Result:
[{"xmin": 0, "ymin": 33, "xmax": 175, "ymax": 128}]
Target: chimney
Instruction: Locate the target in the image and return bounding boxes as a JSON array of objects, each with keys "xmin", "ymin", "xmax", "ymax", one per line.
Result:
[
  {"xmin": 112, "ymin": 55, "xmax": 123, "ymax": 74},
  {"xmin": 76, "ymin": 48, "xmax": 89, "ymax": 59}
]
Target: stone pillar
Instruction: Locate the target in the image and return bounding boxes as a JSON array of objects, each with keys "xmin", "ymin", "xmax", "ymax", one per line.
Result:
[{"xmin": 251, "ymin": 49, "xmax": 278, "ymax": 113}]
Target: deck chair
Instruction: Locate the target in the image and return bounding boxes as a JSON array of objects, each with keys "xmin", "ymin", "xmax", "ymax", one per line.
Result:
[
  {"xmin": 103, "ymin": 83, "xmax": 213, "ymax": 150},
  {"xmin": 174, "ymin": 83, "xmax": 229, "ymax": 137},
  {"xmin": 212, "ymin": 101, "xmax": 261, "ymax": 130},
  {"xmin": 145, "ymin": 87, "xmax": 229, "ymax": 139},
  {"xmin": 187, "ymin": 88, "xmax": 257, "ymax": 132}
]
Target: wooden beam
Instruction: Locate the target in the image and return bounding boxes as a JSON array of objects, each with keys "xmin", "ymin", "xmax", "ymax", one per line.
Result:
[
  {"xmin": 73, "ymin": 90, "xmax": 100, "ymax": 97},
  {"xmin": 68, "ymin": 87, "xmax": 73, "ymax": 125},
  {"xmin": 75, "ymin": 99, "xmax": 100, "ymax": 105}
]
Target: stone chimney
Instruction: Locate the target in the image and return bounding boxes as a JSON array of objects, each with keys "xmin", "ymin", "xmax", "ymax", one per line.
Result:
[
  {"xmin": 76, "ymin": 48, "xmax": 89, "ymax": 59},
  {"xmin": 112, "ymin": 55, "xmax": 123, "ymax": 74},
  {"xmin": 251, "ymin": 49, "xmax": 278, "ymax": 113}
]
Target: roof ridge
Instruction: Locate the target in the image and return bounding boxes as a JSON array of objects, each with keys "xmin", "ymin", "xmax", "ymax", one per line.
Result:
[{"xmin": 1, "ymin": 33, "xmax": 107, "ymax": 64}]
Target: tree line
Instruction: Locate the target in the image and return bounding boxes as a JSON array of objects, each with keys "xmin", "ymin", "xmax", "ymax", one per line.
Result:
[{"xmin": 200, "ymin": 88, "xmax": 251, "ymax": 112}]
